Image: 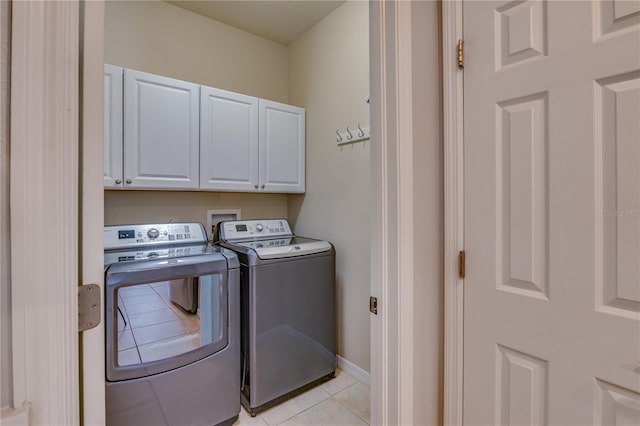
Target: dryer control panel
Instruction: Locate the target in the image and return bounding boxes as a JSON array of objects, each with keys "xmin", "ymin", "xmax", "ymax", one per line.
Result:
[
  {"xmin": 104, "ymin": 223, "xmax": 208, "ymax": 250},
  {"xmin": 219, "ymin": 219, "xmax": 293, "ymax": 241}
]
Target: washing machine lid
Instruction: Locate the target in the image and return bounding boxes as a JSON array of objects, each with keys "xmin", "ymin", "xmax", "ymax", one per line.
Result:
[{"xmin": 234, "ymin": 236, "xmax": 332, "ymax": 259}]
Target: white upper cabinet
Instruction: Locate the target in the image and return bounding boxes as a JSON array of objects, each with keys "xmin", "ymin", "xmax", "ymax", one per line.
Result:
[
  {"xmin": 104, "ymin": 64, "xmax": 123, "ymax": 188},
  {"xmin": 104, "ymin": 65, "xmax": 305, "ymax": 193},
  {"xmin": 124, "ymin": 69, "xmax": 200, "ymax": 190},
  {"xmin": 259, "ymin": 100, "xmax": 305, "ymax": 193},
  {"xmin": 200, "ymin": 87, "xmax": 259, "ymax": 191}
]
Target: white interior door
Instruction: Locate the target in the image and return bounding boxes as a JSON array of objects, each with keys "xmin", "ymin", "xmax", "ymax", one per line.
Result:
[{"xmin": 463, "ymin": 1, "xmax": 640, "ymax": 424}]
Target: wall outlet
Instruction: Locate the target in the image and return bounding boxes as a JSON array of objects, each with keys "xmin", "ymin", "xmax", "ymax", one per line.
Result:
[{"xmin": 207, "ymin": 209, "xmax": 241, "ymax": 241}]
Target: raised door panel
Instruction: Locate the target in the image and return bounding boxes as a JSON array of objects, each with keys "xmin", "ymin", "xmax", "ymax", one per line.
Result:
[
  {"xmin": 124, "ymin": 69, "xmax": 199, "ymax": 190},
  {"xmin": 200, "ymin": 87, "xmax": 259, "ymax": 191},
  {"xmin": 104, "ymin": 64, "xmax": 123, "ymax": 188},
  {"xmin": 464, "ymin": 1, "xmax": 640, "ymax": 425},
  {"xmin": 597, "ymin": 71, "xmax": 640, "ymax": 318},
  {"xmin": 259, "ymin": 100, "xmax": 305, "ymax": 193}
]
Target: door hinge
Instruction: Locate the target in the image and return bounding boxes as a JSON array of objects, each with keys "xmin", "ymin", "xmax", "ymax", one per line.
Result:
[
  {"xmin": 457, "ymin": 39, "xmax": 464, "ymax": 69},
  {"xmin": 370, "ymin": 296, "xmax": 378, "ymax": 315},
  {"xmin": 459, "ymin": 251, "xmax": 466, "ymax": 278},
  {"xmin": 78, "ymin": 284, "xmax": 101, "ymax": 332}
]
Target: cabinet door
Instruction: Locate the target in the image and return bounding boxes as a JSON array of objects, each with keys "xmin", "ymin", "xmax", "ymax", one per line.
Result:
[
  {"xmin": 124, "ymin": 69, "xmax": 199, "ymax": 190},
  {"xmin": 104, "ymin": 64, "xmax": 123, "ymax": 188},
  {"xmin": 258, "ymin": 100, "xmax": 305, "ymax": 193},
  {"xmin": 200, "ymin": 87, "xmax": 259, "ymax": 191}
]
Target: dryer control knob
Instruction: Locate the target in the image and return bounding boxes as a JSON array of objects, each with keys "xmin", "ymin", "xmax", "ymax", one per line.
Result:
[
  {"xmin": 147, "ymin": 228, "xmax": 160, "ymax": 239},
  {"xmin": 255, "ymin": 224, "xmax": 264, "ymax": 232}
]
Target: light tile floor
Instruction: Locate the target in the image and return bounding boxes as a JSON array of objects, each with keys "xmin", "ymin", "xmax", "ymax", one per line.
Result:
[
  {"xmin": 116, "ymin": 281, "xmax": 202, "ymax": 365},
  {"xmin": 234, "ymin": 370, "xmax": 370, "ymax": 426}
]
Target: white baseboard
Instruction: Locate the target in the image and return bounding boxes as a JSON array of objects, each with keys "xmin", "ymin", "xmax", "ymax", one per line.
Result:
[
  {"xmin": 1, "ymin": 403, "xmax": 31, "ymax": 426},
  {"xmin": 337, "ymin": 355, "xmax": 370, "ymax": 387}
]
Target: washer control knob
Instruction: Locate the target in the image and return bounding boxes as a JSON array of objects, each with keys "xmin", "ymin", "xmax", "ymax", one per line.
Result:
[
  {"xmin": 255, "ymin": 224, "xmax": 264, "ymax": 232},
  {"xmin": 147, "ymin": 228, "xmax": 160, "ymax": 239}
]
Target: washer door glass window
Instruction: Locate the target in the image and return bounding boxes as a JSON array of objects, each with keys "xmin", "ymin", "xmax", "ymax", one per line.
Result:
[{"xmin": 106, "ymin": 273, "xmax": 228, "ymax": 382}]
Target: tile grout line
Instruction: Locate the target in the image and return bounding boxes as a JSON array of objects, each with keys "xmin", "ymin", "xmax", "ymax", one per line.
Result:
[
  {"xmin": 330, "ymin": 382, "xmax": 371, "ymax": 425},
  {"xmin": 272, "ymin": 389, "xmax": 332, "ymax": 426},
  {"xmin": 335, "ymin": 397, "xmax": 370, "ymax": 426}
]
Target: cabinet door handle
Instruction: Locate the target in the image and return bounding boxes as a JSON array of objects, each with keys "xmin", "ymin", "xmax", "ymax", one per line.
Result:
[
  {"xmin": 125, "ymin": 179, "xmax": 132, "ymax": 184},
  {"xmin": 261, "ymin": 184, "xmax": 265, "ymax": 189},
  {"xmin": 254, "ymin": 184, "xmax": 259, "ymax": 189},
  {"xmin": 115, "ymin": 179, "xmax": 122, "ymax": 185}
]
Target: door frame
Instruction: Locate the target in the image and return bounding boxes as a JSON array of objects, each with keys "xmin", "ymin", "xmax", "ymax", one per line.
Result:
[
  {"xmin": 370, "ymin": 1, "xmax": 438, "ymax": 424},
  {"xmin": 81, "ymin": 1, "xmax": 107, "ymax": 424},
  {"xmin": 8, "ymin": 0, "xmax": 448, "ymax": 424},
  {"xmin": 442, "ymin": 1, "xmax": 465, "ymax": 425},
  {"xmin": 7, "ymin": 1, "xmax": 106, "ymax": 424},
  {"xmin": 9, "ymin": 1, "xmax": 81, "ymax": 424}
]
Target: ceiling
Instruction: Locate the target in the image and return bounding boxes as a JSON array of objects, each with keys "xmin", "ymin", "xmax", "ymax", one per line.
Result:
[{"xmin": 165, "ymin": 1, "xmax": 346, "ymax": 46}]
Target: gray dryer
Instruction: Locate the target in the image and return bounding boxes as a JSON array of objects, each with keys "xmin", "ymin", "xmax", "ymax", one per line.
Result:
[{"xmin": 104, "ymin": 223, "xmax": 240, "ymax": 426}]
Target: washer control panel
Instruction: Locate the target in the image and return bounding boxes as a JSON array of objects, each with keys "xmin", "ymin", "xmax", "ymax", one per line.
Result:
[
  {"xmin": 104, "ymin": 223, "xmax": 208, "ymax": 250},
  {"xmin": 219, "ymin": 219, "xmax": 293, "ymax": 241}
]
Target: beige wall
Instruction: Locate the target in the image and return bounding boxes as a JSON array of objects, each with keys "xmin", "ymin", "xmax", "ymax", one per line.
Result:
[
  {"xmin": 287, "ymin": 1, "xmax": 370, "ymax": 372},
  {"xmin": 104, "ymin": 0, "xmax": 289, "ymax": 225},
  {"xmin": 105, "ymin": 0, "xmax": 288, "ymax": 102},
  {"xmin": 104, "ymin": 191, "xmax": 287, "ymax": 227},
  {"xmin": 410, "ymin": 2, "xmax": 444, "ymax": 424},
  {"xmin": 1, "ymin": 0, "xmax": 11, "ymax": 409}
]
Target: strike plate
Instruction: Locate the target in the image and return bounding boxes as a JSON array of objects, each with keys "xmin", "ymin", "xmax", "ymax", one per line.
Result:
[
  {"xmin": 78, "ymin": 284, "xmax": 101, "ymax": 332},
  {"xmin": 370, "ymin": 296, "xmax": 378, "ymax": 315}
]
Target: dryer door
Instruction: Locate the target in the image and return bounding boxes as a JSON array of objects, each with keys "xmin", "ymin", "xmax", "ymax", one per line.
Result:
[{"xmin": 104, "ymin": 255, "xmax": 229, "ymax": 382}]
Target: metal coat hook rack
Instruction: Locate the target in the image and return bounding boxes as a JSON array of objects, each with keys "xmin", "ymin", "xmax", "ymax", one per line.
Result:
[{"xmin": 336, "ymin": 124, "xmax": 370, "ymax": 146}]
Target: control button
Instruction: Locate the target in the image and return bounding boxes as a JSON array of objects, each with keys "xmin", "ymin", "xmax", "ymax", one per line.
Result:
[
  {"xmin": 168, "ymin": 234, "xmax": 175, "ymax": 241},
  {"xmin": 255, "ymin": 224, "xmax": 264, "ymax": 232},
  {"xmin": 147, "ymin": 228, "xmax": 160, "ymax": 239},
  {"xmin": 176, "ymin": 234, "xmax": 183, "ymax": 240},
  {"xmin": 185, "ymin": 234, "xmax": 191, "ymax": 239}
]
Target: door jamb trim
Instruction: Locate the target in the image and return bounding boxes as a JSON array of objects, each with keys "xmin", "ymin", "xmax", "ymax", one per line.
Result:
[
  {"xmin": 443, "ymin": 1, "xmax": 465, "ymax": 424},
  {"xmin": 10, "ymin": 1, "xmax": 81, "ymax": 422}
]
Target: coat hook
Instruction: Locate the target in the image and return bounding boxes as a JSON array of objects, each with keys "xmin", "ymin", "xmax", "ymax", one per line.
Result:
[
  {"xmin": 357, "ymin": 124, "xmax": 365, "ymax": 137},
  {"xmin": 346, "ymin": 127, "xmax": 353, "ymax": 140},
  {"xmin": 336, "ymin": 129, "xmax": 342, "ymax": 142}
]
